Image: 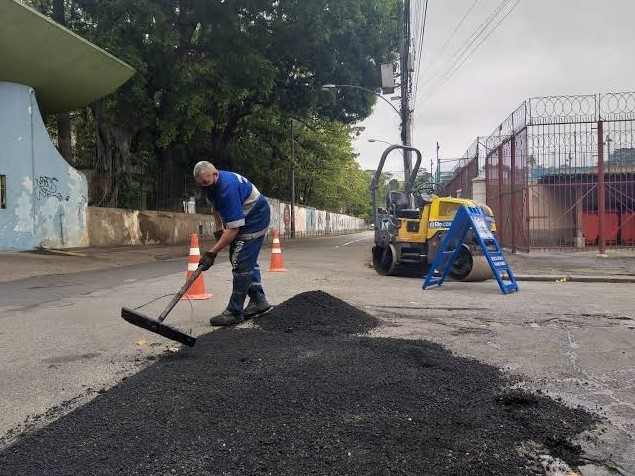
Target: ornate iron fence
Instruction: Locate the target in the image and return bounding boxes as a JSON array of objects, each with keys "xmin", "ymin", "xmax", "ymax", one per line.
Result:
[{"xmin": 442, "ymin": 91, "xmax": 635, "ymax": 251}]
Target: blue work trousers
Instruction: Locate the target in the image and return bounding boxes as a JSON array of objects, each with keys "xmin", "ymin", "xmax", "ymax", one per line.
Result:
[{"xmin": 227, "ymin": 235, "xmax": 267, "ymax": 316}]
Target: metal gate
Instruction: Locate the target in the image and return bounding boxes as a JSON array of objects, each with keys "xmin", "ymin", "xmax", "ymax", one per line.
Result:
[{"xmin": 444, "ymin": 92, "xmax": 635, "ymax": 251}]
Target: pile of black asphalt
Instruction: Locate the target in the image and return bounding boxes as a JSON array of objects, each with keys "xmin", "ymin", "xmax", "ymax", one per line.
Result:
[{"xmin": 0, "ymin": 291, "xmax": 598, "ymax": 475}]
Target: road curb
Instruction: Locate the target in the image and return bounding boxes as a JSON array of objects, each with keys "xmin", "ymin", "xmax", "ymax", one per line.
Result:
[{"xmin": 514, "ymin": 274, "xmax": 635, "ymax": 283}]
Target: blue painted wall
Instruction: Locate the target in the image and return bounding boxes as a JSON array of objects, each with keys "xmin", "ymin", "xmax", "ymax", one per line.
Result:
[{"xmin": 0, "ymin": 81, "xmax": 88, "ymax": 250}]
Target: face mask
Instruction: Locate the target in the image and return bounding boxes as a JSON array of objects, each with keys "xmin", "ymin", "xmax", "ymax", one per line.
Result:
[{"xmin": 200, "ymin": 172, "xmax": 218, "ymax": 189}]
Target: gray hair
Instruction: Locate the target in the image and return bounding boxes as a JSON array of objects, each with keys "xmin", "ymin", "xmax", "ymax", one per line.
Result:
[{"xmin": 193, "ymin": 161, "xmax": 217, "ymax": 178}]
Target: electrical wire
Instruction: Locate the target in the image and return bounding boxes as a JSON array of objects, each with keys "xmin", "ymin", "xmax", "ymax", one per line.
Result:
[
  {"xmin": 416, "ymin": 0, "xmax": 522, "ymax": 106},
  {"xmin": 438, "ymin": 0, "xmax": 481, "ymax": 57},
  {"xmin": 412, "ymin": 0, "xmax": 429, "ymax": 104},
  {"xmin": 430, "ymin": 0, "xmax": 513, "ymax": 75},
  {"xmin": 418, "ymin": 0, "xmax": 513, "ymax": 99},
  {"xmin": 418, "ymin": 0, "xmax": 522, "ymax": 105},
  {"xmin": 421, "ymin": 0, "xmax": 522, "ymax": 104}
]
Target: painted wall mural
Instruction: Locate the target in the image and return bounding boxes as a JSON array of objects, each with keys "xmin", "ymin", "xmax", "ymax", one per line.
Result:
[{"xmin": 264, "ymin": 199, "xmax": 366, "ymax": 237}]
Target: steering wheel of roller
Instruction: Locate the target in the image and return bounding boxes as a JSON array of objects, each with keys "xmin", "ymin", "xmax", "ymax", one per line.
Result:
[{"xmin": 413, "ymin": 182, "xmax": 446, "ymax": 196}]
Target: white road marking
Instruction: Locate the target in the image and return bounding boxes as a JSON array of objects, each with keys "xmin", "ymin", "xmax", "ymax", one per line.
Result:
[{"xmin": 337, "ymin": 236, "xmax": 373, "ymax": 248}]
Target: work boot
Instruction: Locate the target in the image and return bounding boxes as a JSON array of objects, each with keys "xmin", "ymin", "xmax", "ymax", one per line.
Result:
[
  {"xmin": 243, "ymin": 299, "xmax": 273, "ymax": 319},
  {"xmin": 209, "ymin": 309, "xmax": 244, "ymax": 326}
]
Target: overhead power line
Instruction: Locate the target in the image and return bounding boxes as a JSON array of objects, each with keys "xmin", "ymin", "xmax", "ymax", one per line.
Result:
[
  {"xmin": 416, "ymin": 0, "xmax": 523, "ymax": 106},
  {"xmin": 411, "ymin": 0, "xmax": 429, "ymax": 104},
  {"xmin": 418, "ymin": 0, "xmax": 514, "ymax": 99},
  {"xmin": 437, "ymin": 0, "xmax": 481, "ymax": 57}
]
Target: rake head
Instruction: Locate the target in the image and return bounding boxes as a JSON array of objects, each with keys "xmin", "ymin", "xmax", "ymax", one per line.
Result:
[{"xmin": 121, "ymin": 307, "xmax": 196, "ymax": 347}]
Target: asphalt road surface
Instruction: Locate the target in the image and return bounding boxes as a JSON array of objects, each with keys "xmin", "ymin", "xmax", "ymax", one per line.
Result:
[{"xmin": 1, "ymin": 232, "xmax": 633, "ymax": 474}]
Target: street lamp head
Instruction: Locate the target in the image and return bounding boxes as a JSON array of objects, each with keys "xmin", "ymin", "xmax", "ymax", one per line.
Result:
[
  {"xmin": 321, "ymin": 83, "xmax": 402, "ymax": 118},
  {"xmin": 368, "ymin": 139, "xmax": 399, "ymax": 148}
]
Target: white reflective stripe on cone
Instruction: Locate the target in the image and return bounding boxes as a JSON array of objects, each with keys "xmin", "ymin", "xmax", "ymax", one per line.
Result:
[
  {"xmin": 188, "ymin": 263, "xmax": 198, "ymax": 271},
  {"xmin": 190, "ymin": 248, "xmax": 200, "ymax": 255},
  {"xmin": 273, "ymin": 238, "xmax": 280, "ymax": 244},
  {"xmin": 271, "ymin": 249, "xmax": 281, "ymax": 254}
]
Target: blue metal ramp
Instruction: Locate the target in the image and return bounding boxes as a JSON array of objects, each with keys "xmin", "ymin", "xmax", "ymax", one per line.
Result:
[{"xmin": 422, "ymin": 205, "xmax": 519, "ymax": 294}]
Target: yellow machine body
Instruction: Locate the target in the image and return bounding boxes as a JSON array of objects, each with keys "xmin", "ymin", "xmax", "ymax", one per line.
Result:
[
  {"xmin": 374, "ymin": 194, "xmax": 496, "ymax": 280},
  {"xmin": 395, "ymin": 197, "xmax": 496, "ymax": 243},
  {"xmin": 369, "ymin": 144, "xmax": 495, "ymax": 280}
]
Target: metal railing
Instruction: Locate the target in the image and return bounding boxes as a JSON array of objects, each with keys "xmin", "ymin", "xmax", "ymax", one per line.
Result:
[{"xmin": 441, "ymin": 92, "xmax": 635, "ymax": 251}]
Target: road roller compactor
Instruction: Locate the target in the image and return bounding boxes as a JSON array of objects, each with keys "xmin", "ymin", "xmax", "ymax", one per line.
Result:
[{"xmin": 370, "ymin": 145, "xmax": 495, "ymax": 281}]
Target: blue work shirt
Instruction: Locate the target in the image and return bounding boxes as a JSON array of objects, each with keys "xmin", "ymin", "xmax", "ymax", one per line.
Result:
[{"xmin": 204, "ymin": 171, "xmax": 270, "ymax": 234}]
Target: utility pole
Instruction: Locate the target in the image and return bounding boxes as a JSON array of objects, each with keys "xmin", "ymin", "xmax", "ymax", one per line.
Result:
[
  {"xmin": 400, "ymin": 0, "xmax": 413, "ymax": 186},
  {"xmin": 436, "ymin": 142, "xmax": 441, "ymax": 185}
]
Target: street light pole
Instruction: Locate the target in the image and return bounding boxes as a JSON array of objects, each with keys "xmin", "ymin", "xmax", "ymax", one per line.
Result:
[
  {"xmin": 368, "ymin": 138, "xmax": 395, "ymax": 147},
  {"xmin": 368, "ymin": 139, "xmax": 405, "ymax": 177},
  {"xmin": 436, "ymin": 142, "xmax": 440, "ymax": 185},
  {"xmin": 321, "ymin": 84, "xmax": 401, "ymax": 117},
  {"xmin": 322, "ymin": 83, "xmax": 412, "ymax": 192}
]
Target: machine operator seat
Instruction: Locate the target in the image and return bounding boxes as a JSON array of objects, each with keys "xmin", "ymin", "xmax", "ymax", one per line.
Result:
[
  {"xmin": 386, "ymin": 191, "xmax": 421, "ymax": 220},
  {"xmin": 415, "ymin": 193, "xmax": 433, "ymax": 209}
]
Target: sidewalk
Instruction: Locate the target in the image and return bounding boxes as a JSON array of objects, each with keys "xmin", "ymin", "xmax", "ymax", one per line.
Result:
[
  {"xmin": 504, "ymin": 249, "xmax": 635, "ymax": 283},
  {"xmin": 0, "ymin": 243, "xmax": 194, "ymax": 283},
  {"xmin": 1, "ymin": 238, "xmax": 635, "ymax": 284}
]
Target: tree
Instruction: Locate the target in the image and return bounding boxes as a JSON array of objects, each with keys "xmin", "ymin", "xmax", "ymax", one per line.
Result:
[{"xmin": 29, "ymin": 0, "xmax": 401, "ymax": 212}]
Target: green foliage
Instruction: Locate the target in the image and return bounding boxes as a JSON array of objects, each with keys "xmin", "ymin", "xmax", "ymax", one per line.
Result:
[
  {"xmin": 116, "ymin": 172, "xmax": 143, "ymax": 210},
  {"xmin": 31, "ymin": 0, "xmax": 400, "ymax": 216}
]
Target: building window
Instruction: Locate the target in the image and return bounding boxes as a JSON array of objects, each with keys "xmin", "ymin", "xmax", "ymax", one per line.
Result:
[{"xmin": 0, "ymin": 175, "xmax": 6, "ymax": 209}]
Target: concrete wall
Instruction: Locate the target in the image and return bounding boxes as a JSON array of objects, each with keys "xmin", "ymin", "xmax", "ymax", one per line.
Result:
[
  {"xmin": 528, "ymin": 184, "xmax": 576, "ymax": 246},
  {"xmin": 86, "ymin": 207, "xmax": 215, "ymax": 246},
  {"xmin": 471, "ymin": 176, "xmax": 486, "ymax": 204},
  {"xmin": 0, "ymin": 82, "xmax": 88, "ymax": 250},
  {"xmin": 86, "ymin": 200, "xmax": 368, "ymax": 247},
  {"xmin": 267, "ymin": 198, "xmax": 366, "ymax": 237}
]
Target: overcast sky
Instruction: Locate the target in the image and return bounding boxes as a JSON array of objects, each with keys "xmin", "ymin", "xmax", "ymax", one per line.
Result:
[{"xmin": 352, "ymin": 0, "xmax": 635, "ymax": 179}]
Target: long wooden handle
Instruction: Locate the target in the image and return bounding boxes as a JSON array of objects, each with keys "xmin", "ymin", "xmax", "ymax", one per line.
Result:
[{"xmin": 158, "ymin": 266, "xmax": 205, "ymax": 322}]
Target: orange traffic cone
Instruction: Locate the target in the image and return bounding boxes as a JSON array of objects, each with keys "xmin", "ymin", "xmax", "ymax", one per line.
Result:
[
  {"xmin": 181, "ymin": 233, "xmax": 212, "ymax": 300},
  {"xmin": 268, "ymin": 229, "xmax": 286, "ymax": 272}
]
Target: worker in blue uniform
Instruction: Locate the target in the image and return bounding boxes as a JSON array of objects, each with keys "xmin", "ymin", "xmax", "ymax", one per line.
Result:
[{"xmin": 193, "ymin": 161, "xmax": 272, "ymax": 326}]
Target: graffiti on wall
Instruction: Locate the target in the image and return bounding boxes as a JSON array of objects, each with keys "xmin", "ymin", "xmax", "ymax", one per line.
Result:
[{"xmin": 34, "ymin": 176, "xmax": 69, "ymax": 202}]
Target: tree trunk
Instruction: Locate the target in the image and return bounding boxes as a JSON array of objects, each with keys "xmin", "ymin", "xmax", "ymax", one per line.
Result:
[
  {"xmin": 56, "ymin": 113, "xmax": 73, "ymax": 162},
  {"xmin": 91, "ymin": 99, "xmax": 133, "ymax": 207},
  {"xmin": 158, "ymin": 146, "xmax": 174, "ymax": 210}
]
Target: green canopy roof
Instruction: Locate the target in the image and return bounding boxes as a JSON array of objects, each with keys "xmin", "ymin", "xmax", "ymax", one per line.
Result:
[{"xmin": 0, "ymin": 0, "xmax": 135, "ymax": 114}]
